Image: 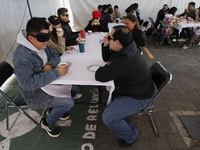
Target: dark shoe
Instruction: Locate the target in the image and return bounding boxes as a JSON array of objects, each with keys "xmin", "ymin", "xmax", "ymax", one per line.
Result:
[
  {"xmin": 47, "ymin": 107, "xmax": 70, "ymax": 121},
  {"xmin": 118, "ymin": 132, "xmax": 141, "ymax": 147},
  {"xmin": 41, "ymin": 118, "xmax": 61, "ymax": 137}
]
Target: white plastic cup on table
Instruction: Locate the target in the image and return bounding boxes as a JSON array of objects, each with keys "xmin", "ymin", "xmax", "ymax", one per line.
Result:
[
  {"xmin": 58, "ymin": 62, "xmax": 68, "ymax": 67},
  {"xmin": 187, "ymin": 17, "xmax": 191, "ymax": 23},
  {"xmin": 79, "ymin": 39, "xmax": 85, "ymax": 53}
]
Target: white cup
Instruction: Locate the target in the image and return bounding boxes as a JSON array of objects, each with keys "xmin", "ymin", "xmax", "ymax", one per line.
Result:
[
  {"xmin": 88, "ymin": 30, "xmax": 92, "ymax": 35},
  {"xmin": 56, "ymin": 28, "xmax": 62, "ymax": 31},
  {"xmin": 58, "ymin": 62, "xmax": 68, "ymax": 67}
]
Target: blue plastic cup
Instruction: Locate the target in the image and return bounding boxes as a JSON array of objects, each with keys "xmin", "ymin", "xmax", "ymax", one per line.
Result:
[{"xmin": 79, "ymin": 40, "xmax": 85, "ymax": 53}]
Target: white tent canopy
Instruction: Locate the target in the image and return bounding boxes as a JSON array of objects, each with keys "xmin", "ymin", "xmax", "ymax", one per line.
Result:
[{"xmin": 1, "ymin": 0, "xmax": 200, "ymax": 64}]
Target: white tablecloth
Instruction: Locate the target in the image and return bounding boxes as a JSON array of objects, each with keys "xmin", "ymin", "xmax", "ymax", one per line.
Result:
[
  {"xmin": 176, "ymin": 20, "xmax": 200, "ymax": 34},
  {"xmin": 50, "ymin": 33, "xmax": 115, "ymax": 105},
  {"xmin": 108, "ymin": 22, "xmax": 125, "ymax": 32}
]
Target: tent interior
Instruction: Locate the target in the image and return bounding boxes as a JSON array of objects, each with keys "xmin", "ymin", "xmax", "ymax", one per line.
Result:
[{"xmin": 1, "ymin": 0, "xmax": 200, "ymax": 64}]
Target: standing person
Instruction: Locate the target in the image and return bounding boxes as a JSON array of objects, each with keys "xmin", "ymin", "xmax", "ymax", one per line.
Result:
[
  {"xmin": 95, "ymin": 26, "xmax": 155, "ymax": 147},
  {"xmin": 57, "ymin": 8, "xmax": 81, "ymax": 46},
  {"xmin": 47, "ymin": 15, "xmax": 75, "ymax": 55},
  {"xmin": 176, "ymin": 2, "xmax": 197, "ymax": 20},
  {"xmin": 157, "ymin": 4, "xmax": 168, "ymax": 17},
  {"xmin": 13, "ymin": 17, "xmax": 80, "ymax": 137},
  {"xmin": 113, "ymin": 5, "xmax": 122, "ymax": 18},
  {"xmin": 84, "ymin": 10, "xmax": 109, "ymax": 32},
  {"xmin": 124, "ymin": 14, "xmax": 147, "ymax": 47}
]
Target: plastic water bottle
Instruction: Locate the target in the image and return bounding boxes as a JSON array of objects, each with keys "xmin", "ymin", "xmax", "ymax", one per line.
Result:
[{"xmin": 99, "ymin": 32, "xmax": 104, "ymax": 44}]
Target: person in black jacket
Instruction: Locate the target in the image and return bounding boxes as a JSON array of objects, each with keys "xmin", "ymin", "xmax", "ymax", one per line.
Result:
[
  {"xmin": 101, "ymin": 4, "xmax": 116, "ymax": 23},
  {"xmin": 95, "ymin": 26, "xmax": 155, "ymax": 147},
  {"xmin": 124, "ymin": 14, "xmax": 147, "ymax": 47},
  {"xmin": 57, "ymin": 8, "xmax": 80, "ymax": 46},
  {"xmin": 85, "ymin": 10, "xmax": 109, "ymax": 32}
]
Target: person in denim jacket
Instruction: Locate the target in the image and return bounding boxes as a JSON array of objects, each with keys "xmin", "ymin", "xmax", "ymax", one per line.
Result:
[{"xmin": 13, "ymin": 18, "xmax": 79, "ymax": 138}]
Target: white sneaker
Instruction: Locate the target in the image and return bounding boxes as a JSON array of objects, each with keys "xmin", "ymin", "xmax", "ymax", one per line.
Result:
[
  {"xmin": 197, "ymin": 42, "xmax": 200, "ymax": 46},
  {"xmin": 178, "ymin": 38, "xmax": 186, "ymax": 42},
  {"xmin": 172, "ymin": 38, "xmax": 177, "ymax": 42},
  {"xmin": 74, "ymin": 93, "xmax": 82, "ymax": 99},
  {"xmin": 182, "ymin": 45, "xmax": 189, "ymax": 49}
]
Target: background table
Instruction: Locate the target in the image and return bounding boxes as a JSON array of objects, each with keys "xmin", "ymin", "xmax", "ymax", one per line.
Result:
[{"xmin": 176, "ymin": 20, "xmax": 200, "ymax": 35}]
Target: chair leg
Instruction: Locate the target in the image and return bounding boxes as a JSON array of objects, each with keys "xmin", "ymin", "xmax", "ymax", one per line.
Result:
[
  {"xmin": 166, "ymin": 36, "xmax": 174, "ymax": 48},
  {"xmin": 148, "ymin": 112, "xmax": 159, "ymax": 136},
  {"xmin": 149, "ymin": 29, "xmax": 155, "ymax": 41}
]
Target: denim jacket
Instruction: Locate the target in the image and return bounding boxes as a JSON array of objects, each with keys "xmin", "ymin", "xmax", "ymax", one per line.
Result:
[{"xmin": 13, "ymin": 34, "xmax": 61, "ymax": 109}]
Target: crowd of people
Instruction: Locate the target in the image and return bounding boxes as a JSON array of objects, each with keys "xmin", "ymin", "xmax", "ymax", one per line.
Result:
[{"xmin": 11, "ymin": 1, "xmax": 200, "ymax": 148}]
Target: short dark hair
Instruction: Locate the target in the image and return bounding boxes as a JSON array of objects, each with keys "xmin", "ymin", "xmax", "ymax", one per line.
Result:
[
  {"xmin": 108, "ymin": 8, "xmax": 113, "ymax": 15},
  {"xmin": 98, "ymin": 5, "xmax": 103, "ymax": 11},
  {"xmin": 189, "ymin": 2, "xmax": 195, "ymax": 7},
  {"xmin": 124, "ymin": 14, "xmax": 140, "ymax": 30},
  {"xmin": 103, "ymin": 4, "xmax": 108, "ymax": 11},
  {"xmin": 125, "ymin": 6, "xmax": 133, "ymax": 13},
  {"xmin": 168, "ymin": 7, "xmax": 177, "ymax": 15},
  {"xmin": 107, "ymin": 4, "xmax": 112, "ymax": 8},
  {"xmin": 26, "ymin": 17, "xmax": 49, "ymax": 35},
  {"xmin": 114, "ymin": 5, "xmax": 118, "ymax": 9},
  {"xmin": 133, "ymin": 3, "xmax": 139, "ymax": 9},
  {"xmin": 112, "ymin": 25, "xmax": 133, "ymax": 46},
  {"xmin": 163, "ymin": 4, "xmax": 168, "ymax": 7},
  {"xmin": 57, "ymin": 8, "xmax": 68, "ymax": 17}
]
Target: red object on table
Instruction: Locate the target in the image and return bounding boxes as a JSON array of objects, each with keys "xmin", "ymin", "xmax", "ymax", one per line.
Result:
[{"xmin": 81, "ymin": 30, "xmax": 86, "ymax": 41}]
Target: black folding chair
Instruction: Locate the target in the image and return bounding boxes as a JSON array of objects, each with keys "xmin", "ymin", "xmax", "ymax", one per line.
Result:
[
  {"xmin": 141, "ymin": 20, "xmax": 149, "ymax": 31},
  {"xmin": 149, "ymin": 17, "xmax": 157, "ymax": 41},
  {"xmin": 0, "ymin": 61, "xmax": 46, "ymax": 130},
  {"xmin": 156, "ymin": 21, "xmax": 175, "ymax": 49},
  {"xmin": 131, "ymin": 61, "xmax": 172, "ymax": 136}
]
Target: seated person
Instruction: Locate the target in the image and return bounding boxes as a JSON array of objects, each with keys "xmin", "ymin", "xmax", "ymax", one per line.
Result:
[
  {"xmin": 176, "ymin": 2, "xmax": 197, "ymax": 20},
  {"xmin": 157, "ymin": 4, "xmax": 168, "ymax": 17},
  {"xmin": 107, "ymin": 4, "xmax": 112, "ymax": 9},
  {"xmin": 85, "ymin": 10, "xmax": 109, "ymax": 32},
  {"xmin": 113, "ymin": 5, "xmax": 122, "ymax": 19},
  {"xmin": 47, "ymin": 15, "xmax": 74, "ymax": 55},
  {"xmin": 108, "ymin": 8, "xmax": 114, "ymax": 19},
  {"xmin": 98, "ymin": 5, "xmax": 103, "ymax": 14},
  {"xmin": 155, "ymin": 8, "xmax": 169, "ymax": 29},
  {"xmin": 13, "ymin": 17, "xmax": 80, "ymax": 137},
  {"xmin": 95, "ymin": 25, "xmax": 155, "ymax": 147},
  {"xmin": 57, "ymin": 8, "xmax": 81, "ymax": 46},
  {"xmin": 124, "ymin": 14, "xmax": 147, "ymax": 47},
  {"xmin": 182, "ymin": 9, "xmax": 200, "ymax": 49},
  {"xmin": 101, "ymin": 4, "xmax": 116, "ymax": 23},
  {"xmin": 130, "ymin": 4, "xmax": 143, "ymax": 24},
  {"xmin": 157, "ymin": 7, "xmax": 178, "ymax": 42},
  {"xmin": 124, "ymin": 6, "xmax": 142, "ymax": 25}
]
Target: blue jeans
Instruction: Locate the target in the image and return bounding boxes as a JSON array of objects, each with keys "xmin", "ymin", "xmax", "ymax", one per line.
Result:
[
  {"xmin": 102, "ymin": 95, "xmax": 152, "ymax": 144},
  {"xmin": 46, "ymin": 85, "xmax": 80, "ymax": 125}
]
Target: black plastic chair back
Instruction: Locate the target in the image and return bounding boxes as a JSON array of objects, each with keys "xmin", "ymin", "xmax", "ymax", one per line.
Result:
[
  {"xmin": 0, "ymin": 61, "xmax": 13, "ymax": 87},
  {"xmin": 149, "ymin": 17, "xmax": 155, "ymax": 26}
]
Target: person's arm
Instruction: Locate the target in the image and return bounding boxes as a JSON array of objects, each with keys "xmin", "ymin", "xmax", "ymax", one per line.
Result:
[
  {"xmin": 47, "ymin": 37, "xmax": 65, "ymax": 55},
  {"xmin": 84, "ymin": 21, "xmax": 93, "ymax": 32},
  {"xmin": 97, "ymin": 21, "xmax": 109, "ymax": 32},
  {"xmin": 95, "ymin": 56, "xmax": 129, "ymax": 82},
  {"xmin": 186, "ymin": 9, "xmax": 198, "ymax": 20}
]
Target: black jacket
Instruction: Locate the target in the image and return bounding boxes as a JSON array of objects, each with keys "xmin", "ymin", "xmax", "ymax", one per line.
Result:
[
  {"xmin": 60, "ymin": 19, "xmax": 79, "ymax": 46},
  {"xmin": 84, "ymin": 20, "xmax": 109, "ymax": 32},
  {"xmin": 95, "ymin": 42, "xmax": 155, "ymax": 99},
  {"xmin": 101, "ymin": 12, "xmax": 112, "ymax": 23},
  {"xmin": 132, "ymin": 28, "xmax": 147, "ymax": 47}
]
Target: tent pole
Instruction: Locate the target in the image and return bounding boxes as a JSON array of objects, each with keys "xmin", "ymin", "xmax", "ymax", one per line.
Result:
[{"xmin": 26, "ymin": 0, "xmax": 32, "ymax": 18}]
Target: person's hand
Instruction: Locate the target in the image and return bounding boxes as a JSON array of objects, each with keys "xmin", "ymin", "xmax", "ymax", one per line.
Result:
[
  {"xmin": 57, "ymin": 65, "xmax": 69, "ymax": 76},
  {"xmin": 103, "ymin": 32, "xmax": 110, "ymax": 47},
  {"xmin": 112, "ymin": 18, "xmax": 117, "ymax": 23},
  {"xmin": 176, "ymin": 14, "xmax": 179, "ymax": 18},
  {"xmin": 185, "ymin": 9, "xmax": 188, "ymax": 12},
  {"xmin": 56, "ymin": 30, "xmax": 64, "ymax": 37},
  {"xmin": 42, "ymin": 64, "xmax": 53, "ymax": 72},
  {"xmin": 78, "ymin": 33, "xmax": 81, "ymax": 38},
  {"xmin": 66, "ymin": 46, "xmax": 75, "ymax": 50},
  {"xmin": 91, "ymin": 19, "xmax": 98, "ymax": 26}
]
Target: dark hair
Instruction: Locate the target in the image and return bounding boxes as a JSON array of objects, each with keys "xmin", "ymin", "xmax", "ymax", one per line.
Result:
[
  {"xmin": 26, "ymin": 17, "xmax": 49, "ymax": 34},
  {"xmin": 108, "ymin": 8, "xmax": 113, "ymax": 15},
  {"xmin": 114, "ymin": 5, "xmax": 118, "ymax": 9},
  {"xmin": 98, "ymin": 5, "xmax": 103, "ymax": 11},
  {"xmin": 57, "ymin": 8, "xmax": 68, "ymax": 17},
  {"xmin": 189, "ymin": 2, "xmax": 195, "ymax": 7},
  {"xmin": 168, "ymin": 7, "xmax": 177, "ymax": 15},
  {"xmin": 124, "ymin": 14, "xmax": 140, "ymax": 30},
  {"xmin": 107, "ymin": 4, "xmax": 112, "ymax": 8},
  {"xmin": 48, "ymin": 15, "xmax": 57, "ymax": 23},
  {"xmin": 163, "ymin": 4, "xmax": 168, "ymax": 7},
  {"xmin": 125, "ymin": 6, "xmax": 133, "ymax": 13},
  {"xmin": 103, "ymin": 4, "xmax": 108, "ymax": 11},
  {"xmin": 132, "ymin": 3, "xmax": 139, "ymax": 9},
  {"xmin": 112, "ymin": 25, "xmax": 133, "ymax": 46}
]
